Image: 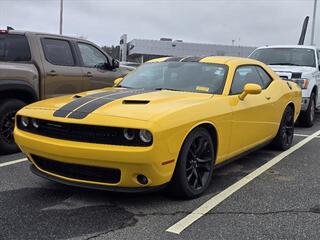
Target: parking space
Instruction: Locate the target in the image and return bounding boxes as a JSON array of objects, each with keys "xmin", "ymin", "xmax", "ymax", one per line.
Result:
[{"xmin": 1, "ymin": 114, "xmax": 320, "ymax": 240}]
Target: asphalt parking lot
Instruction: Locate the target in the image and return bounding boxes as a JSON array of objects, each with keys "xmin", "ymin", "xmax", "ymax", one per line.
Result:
[{"xmin": 1, "ymin": 114, "xmax": 320, "ymax": 240}]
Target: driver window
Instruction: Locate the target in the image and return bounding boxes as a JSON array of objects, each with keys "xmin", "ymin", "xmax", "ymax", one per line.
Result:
[
  {"xmin": 230, "ymin": 65, "xmax": 263, "ymax": 94},
  {"xmin": 78, "ymin": 43, "xmax": 107, "ymax": 68}
]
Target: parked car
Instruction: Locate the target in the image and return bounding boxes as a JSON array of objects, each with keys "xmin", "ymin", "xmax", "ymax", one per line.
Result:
[
  {"xmin": 0, "ymin": 29, "xmax": 131, "ymax": 154},
  {"xmin": 250, "ymin": 45, "xmax": 320, "ymax": 127},
  {"xmin": 14, "ymin": 56, "xmax": 301, "ymax": 198}
]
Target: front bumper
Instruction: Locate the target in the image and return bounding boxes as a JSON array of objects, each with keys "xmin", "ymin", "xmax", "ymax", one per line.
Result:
[
  {"xmin": 15, "ymin": 128, "xmax": 177, "ymax": 189},
  {"xmin": 30, "ymin": 165, "xmax": 168, "ymax": 193}
]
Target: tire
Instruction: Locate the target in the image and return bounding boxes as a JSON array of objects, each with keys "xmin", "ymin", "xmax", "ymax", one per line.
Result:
[
  {"xmin": 0, "ymin": 99, "xmax": 26, "ymax": 155},
  {"xmin": 271, "ymin": 106, "xmax": 294, "ymax": 151},
  {"xmin": 168, "ymin": 127, "xmax": 215, "ymax": 199},
  {"xmin": 299, "ymin": 92, "xmax": 316, "ymax": 127}
]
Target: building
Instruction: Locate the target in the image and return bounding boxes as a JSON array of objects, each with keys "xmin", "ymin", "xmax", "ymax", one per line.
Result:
[{"xmin": 120, "ymin": 34, "xmax": 256, "ymax": 63}]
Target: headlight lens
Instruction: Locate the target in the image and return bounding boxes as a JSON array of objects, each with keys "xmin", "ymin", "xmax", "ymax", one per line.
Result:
[
  {"xmin": 292, "ymin": 78, "xmax": 309, "ymax": 89},
  {"xmin": 21, "ymin": 116, "xmax": 29, "ymax": 127},
  {"xmin": 139, "ymin": 129, "xmax": 152, "ymax": 143},
  {"xmin": 123, "ymin": 128, "xmax": 135, "ymax": 141},
  {"xmin": 31, "ymin": 119, "xmax": 40, "ymax": 129}
]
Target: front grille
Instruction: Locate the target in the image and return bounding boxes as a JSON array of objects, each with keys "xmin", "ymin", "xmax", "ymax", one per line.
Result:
[
  {"xmin": 16, "ymin": 116, "xmax": 152, "ymax": 146},
  {"xmin": 31, "ymin": 155, "xmax": 121, "ymax": 184}
]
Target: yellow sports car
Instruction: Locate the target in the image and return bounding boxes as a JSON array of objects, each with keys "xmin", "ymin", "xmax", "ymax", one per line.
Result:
[{"xmin": 14, "ymin": 56, "xmax": 301, "ymax": 198}]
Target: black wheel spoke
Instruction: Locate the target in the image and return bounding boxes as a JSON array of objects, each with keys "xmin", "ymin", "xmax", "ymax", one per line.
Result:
[
  {"xmin": 197, "ymin": 157, "xmax": 211, "ymax": 164},
  {"xmin": 185, "ymin": 133, "xmax": 214, "ymax": 191}
]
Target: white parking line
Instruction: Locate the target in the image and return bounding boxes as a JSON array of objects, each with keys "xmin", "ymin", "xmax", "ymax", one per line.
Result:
[
  {"xmin": 166, "ymin": 129, "xmax": 320, "ymax": 234},
  {"xmin": 294, "ymin": 133, "xmax": 320, "ymax": 138},
  {"xmin": 0, "ymin": 158, "xmax": 27, "ymax": 168}
]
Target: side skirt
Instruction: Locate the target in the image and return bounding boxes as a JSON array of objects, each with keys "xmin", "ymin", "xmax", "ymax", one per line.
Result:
[{"xmin": 213, "ymin": 139, "xmax": 273, "ymax": 170}]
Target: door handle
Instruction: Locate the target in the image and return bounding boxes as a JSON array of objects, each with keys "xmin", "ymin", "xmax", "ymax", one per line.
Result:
[
  {"xmin": 48, "ymin": 70, "xmax": 57, "ymax": 76},
  {"xmin": 86, "ymin": 72, "xmax": 93, "ymax": 77},
  {"xmin": 265, "ymin": 96, "xmax": 271, "ymax": 100}
]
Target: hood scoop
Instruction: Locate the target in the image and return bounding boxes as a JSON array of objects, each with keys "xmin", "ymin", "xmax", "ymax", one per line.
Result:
[{"xmin": 122, "ymin": 100, "xmax": 150, "ymax": 105}]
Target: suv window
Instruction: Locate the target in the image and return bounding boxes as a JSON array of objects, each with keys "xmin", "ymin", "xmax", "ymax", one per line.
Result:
[
  {"xmin": 231, "ymin": 65, "xmax": 264, "ymax": 94},
  {"xmin": 78, "ymin": 42, "xmax": 107, "ymax": 67},
  {"xmin": 0, "ymin": 34, "xmax": 31, "ymax": 61},
  {"xmin": 42, "ymin": 38, "xmax": 75, "ymax": 66}
]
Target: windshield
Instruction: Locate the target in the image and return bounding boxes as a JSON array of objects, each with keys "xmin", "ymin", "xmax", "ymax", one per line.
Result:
[
  {"xmin": 119, "ymin": 62, "xmax": 228, "ymax": 94},
  {"xmin": 250, "ymin": 48, "xmax": 316, "ymax": 67}
]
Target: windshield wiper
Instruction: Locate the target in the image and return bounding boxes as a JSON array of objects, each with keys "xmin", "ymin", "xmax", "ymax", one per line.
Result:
[{"xmin": 154, "ymin": 87, "xmax": 180, "ymax": 91}]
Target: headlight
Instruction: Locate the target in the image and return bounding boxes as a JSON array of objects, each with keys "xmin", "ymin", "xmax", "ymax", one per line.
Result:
[
  {"xmin": 292, "ymin": 78, "xmax": 309, "ymax": 89},
  {"xmin": 139, "ymin": 129, "xmax": 152, "ymax": 143},
  {"xmin": 123, "ymin": 128, "xmax": 135, "ymax": 141},
  {"xmin": 21, "ymin": 116, "xmax": 29, "ymax": 128},
  {"xmin": 31, "ymin": 119, "xmax": 40, "ymax": 129}
]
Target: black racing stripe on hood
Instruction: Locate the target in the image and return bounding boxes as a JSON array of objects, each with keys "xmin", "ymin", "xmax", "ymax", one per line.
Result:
[
  {"xmin": 53, "ymin": 89, "xmax": 129, "ymax": 118},
  {"xmin": 67, "ymin": 89, "xmax": 154, "ymax": 119}
]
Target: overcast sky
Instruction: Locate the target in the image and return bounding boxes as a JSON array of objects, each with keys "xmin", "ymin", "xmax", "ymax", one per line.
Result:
[{"xmin": 0, "ymin": 0, "xmax": 317, "ymax": 47}]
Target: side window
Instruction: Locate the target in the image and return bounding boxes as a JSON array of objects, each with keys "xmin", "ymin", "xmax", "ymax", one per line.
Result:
[
  {"xmin": 255, "ymin": 66, "xmax": 272, "ymax": 88},
  {"xmin": 230, "ymin": 65, "xmax": 263, "ymax": 94},
  {"xmin": 77, "ymin": 43, "xmax": 107, "ymax": 68},
  {"xmin": 41, "ymin": 38, "xmax": 75, "ymax": 66}
]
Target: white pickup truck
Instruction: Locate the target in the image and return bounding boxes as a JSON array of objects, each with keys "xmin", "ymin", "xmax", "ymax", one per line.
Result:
[{"xmin": 250, "ymin": 45, "xmax": 320, "ymax": 127}]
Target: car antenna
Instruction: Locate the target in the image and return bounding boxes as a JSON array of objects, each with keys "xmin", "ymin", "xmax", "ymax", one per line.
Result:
[{"xmin": 7, "ymin": 26, "xmax": 14, "ymax": 30}]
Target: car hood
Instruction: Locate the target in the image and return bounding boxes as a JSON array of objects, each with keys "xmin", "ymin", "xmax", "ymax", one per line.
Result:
[
  {"xmin": 269, "ymin": 65, "xmax": 316, "ymax": 75},
  {"xmin": 26, "ymin": 88, "xmax": 213, "ymax": 121}
]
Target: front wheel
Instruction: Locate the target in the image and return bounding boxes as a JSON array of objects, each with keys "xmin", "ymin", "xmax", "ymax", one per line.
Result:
[
  {"xmin": 271, "ymin": 106, "xmax": 294, "ymax": 150},
  {"xmin": 168, "ymin": 127, "xmax": 215, "ymax": 199},
  {"xmin": 299, "ymin": 92, "xmax": 316, "ymax": 127},
  {"xmin": 0, "ymin": 99, "xmax": 26, "ymax": 155}
]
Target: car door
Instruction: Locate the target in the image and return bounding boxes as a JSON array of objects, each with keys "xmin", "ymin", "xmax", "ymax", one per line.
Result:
[
  {"xmin": 40, "ymin": 37, "xmax": 84, "ymax": 99},
  {"xmin": 228, "ymin": 65, "xmax": 275, "ymax": 156},
  {"xmin": 76, "ymin": 42, "xmax": 123, "ymax": 90}
]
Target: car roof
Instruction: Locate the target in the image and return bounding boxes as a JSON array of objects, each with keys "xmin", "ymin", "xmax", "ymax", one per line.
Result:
[
  {"xmin": 5, "ymin": 30, "xmax": 87, "ymax": 42},
  {"xmin": 147, "ymin": 56, "xmax": 262, "ymax": 65}
]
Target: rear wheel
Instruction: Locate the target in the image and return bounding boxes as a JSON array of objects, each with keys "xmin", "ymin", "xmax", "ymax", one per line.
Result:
[
  {"xmin": 272, "ymin": 106, "xmax": 294, "ymax": 150},
  {"xmin": 168, "ymin": 127, "xmax": 215, "ymax": 199},
  {"xmin": 299, "ymin": 92, "xmax": 316, "ymax": 127},
  {"xmin": 0, "ymin": 99, "xmax": 26, "ymax": 155}
]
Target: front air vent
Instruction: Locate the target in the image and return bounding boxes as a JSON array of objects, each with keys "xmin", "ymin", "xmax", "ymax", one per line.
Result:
[{"xmin": 122, "ymin": 100, "xmax": 150, "ymax": 104}]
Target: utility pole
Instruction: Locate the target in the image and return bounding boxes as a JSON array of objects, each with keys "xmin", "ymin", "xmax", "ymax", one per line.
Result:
[
  {"xmin": 311, "ymin": 0, "xmax": 318, "ymax": 45},
  {"xmin": 59, "ymin": 0, "xmax": 63, "ymax": 35}
]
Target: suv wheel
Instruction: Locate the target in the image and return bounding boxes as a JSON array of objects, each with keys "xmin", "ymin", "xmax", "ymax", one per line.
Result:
[
  {"xmin": 0, "ymin": 99, "xmax": 26, "ymax": 155},
  {"xmin": 299, "ymin": 92, "xmax": 316, "ymax": 127}
]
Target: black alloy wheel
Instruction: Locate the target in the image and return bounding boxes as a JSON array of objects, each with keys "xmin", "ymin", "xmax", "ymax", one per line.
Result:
[
  {"xmin": 272, "ymin": 106, "xmax": 294, "ymax": 150},
  {"xmin": 168, "ymin": 127, "xmax": 215, "ymax": 199},
  {"xmin": 0, "ymin": 99, "xmax": 26, "ymax": 155},
  {"xmin": 0, "ymin": 110, "xmax": 16, "ymax": 145},
  {"xmin": 186, "ymin": 136, "xmax": 213, "ymax": 191}
]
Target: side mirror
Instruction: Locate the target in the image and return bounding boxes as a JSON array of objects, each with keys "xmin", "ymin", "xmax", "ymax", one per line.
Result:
[
  {"xmin": 112, "ymin": 59, "xmax": 120, "ymax": 69},
  {"xmin": 113, "ymin": 77, "xmax": 123, "ymax": 86},
  {"xmin": 239, "ymin": 83, "xmax": 262, "ymax": 100}
]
